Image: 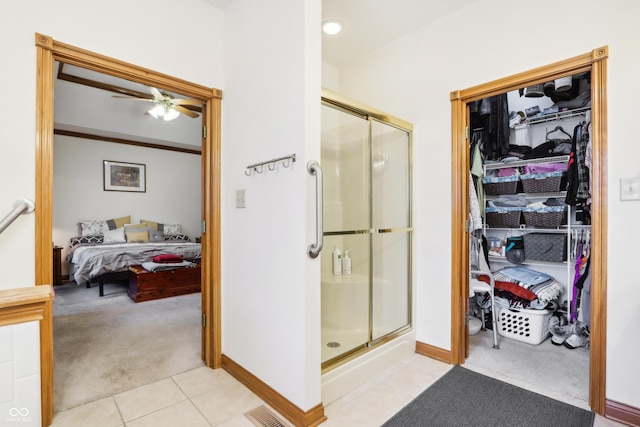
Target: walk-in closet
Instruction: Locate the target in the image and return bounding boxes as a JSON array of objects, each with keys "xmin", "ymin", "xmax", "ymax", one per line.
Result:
[{"xmin": 465, "ymin": 71, "xmax": 593, "ymax": 404}]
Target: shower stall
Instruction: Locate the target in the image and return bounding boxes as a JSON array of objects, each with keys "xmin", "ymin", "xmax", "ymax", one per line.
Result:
[{"xmin": 319, "ymin": 90, "xmax": 413, "ymax": 370}]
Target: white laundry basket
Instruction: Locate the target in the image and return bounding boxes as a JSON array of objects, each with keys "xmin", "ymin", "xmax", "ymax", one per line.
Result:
[{"xmin": 497, "ymin": 307, "xmax": 552, "ymax": 345}]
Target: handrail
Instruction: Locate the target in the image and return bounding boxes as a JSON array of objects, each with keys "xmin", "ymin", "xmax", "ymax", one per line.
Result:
[
  {"xmin": 307, "ymin": 160, "xmax": 323, "ymax": 258},
  {"xmin": 0, "ymin": 199, "xmax": 35, "ymax": 235}
]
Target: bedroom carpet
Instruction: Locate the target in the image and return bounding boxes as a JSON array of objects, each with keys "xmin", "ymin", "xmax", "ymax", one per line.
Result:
[
  {"xmin": 383, "ymin": 365, "xmax": 594, "ymax": 427},
  {"xmin": 53, "ymin": 281, "xmax": 204, "ymax": 413}
]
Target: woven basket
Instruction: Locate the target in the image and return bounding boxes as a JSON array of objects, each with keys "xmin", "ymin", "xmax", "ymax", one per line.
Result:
[
  {"xmin": 483, "ymin": 175, "xmax": 519, "ymax": 195},
  {"xmin": 522, "ymin": 208, "xmax": 566, "ymax": 228},
  {"xmin": 520, "ymin": 172, "xmax": 563, "ymax": 193},
  {"xmin": 485, "ymin": 210, "xmax": 521, "ymax": 227},
  {"xmin": 483, "ymin": 180, "xmax": 518, "ymax": 195},
  {"xmin": 523, "ymin": 233, "xmax": 567, "ymax": 263}
]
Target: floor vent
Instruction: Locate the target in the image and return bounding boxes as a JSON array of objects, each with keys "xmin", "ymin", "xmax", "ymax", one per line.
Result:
[{"xmin": 245, "ymin": 405, "xmax": 288, "ymax": 427}]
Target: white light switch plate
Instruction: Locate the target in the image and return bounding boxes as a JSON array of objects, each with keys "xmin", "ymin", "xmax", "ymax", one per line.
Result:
[
  {"xmin": 620, "ymin": 177, "xmax": 640, "ymax": 201},
  {"xmin": 236, "ymin": 189, "xmax": 246, "ymax": 208}
]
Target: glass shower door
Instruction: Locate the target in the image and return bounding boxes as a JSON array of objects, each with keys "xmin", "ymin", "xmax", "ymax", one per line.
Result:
[
  {"xmin": 321, "ymin": 103, "xmax": 371, "ymax": 364},
  {"xmin": 370, "ymin": 119, "xmax": 412, "ymax": 341}
]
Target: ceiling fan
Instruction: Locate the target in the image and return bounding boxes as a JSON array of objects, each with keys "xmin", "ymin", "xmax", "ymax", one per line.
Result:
[{"xmin": 113, "ymin": 87, "xmax": 202, "ymax": 121}]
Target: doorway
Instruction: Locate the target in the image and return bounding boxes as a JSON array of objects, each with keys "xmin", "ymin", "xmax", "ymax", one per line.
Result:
[
  {"xmin": 34, "ymin": 33, "xmax": 222, "ymax": 425},
  {"xmin": 450, "ymin": 47, "xmax": 608, "ymax": 414}
]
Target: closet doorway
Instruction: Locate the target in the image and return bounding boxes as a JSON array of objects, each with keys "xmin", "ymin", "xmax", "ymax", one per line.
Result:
[
  {"xmin": 450, "ymin": 47, "xmax": 608, "ymax": 414},
  {"xmin": 34, "ymin": 33, "xmax": 222, "ymax": 425}
]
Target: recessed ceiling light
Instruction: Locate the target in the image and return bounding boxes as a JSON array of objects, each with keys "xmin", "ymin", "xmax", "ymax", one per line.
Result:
[{"xmin": 322, "ymin": 20, "xmax": 343, "ymax": 35}]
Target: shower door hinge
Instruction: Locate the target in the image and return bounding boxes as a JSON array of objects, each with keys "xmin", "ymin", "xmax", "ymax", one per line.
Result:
[
  {"xmin": 202, "ymin": 314, "xmax": 206, "ymax": 328},
  {"xmin": 202, "ymin": 125, "xmax": 207, "ymax": 139}
]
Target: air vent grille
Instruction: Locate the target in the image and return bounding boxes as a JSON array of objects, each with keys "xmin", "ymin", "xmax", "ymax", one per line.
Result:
[{"xmin": 245, "ymin": 405, "xmax": 288, "ymax": 427}]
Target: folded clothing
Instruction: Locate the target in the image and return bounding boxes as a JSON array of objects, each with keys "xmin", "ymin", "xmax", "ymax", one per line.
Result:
[
  {"xmin": 153, "ymin": 253, "xmax": 183, "ymax": 264},
  {"xmin": 142, "ymin": 261, "xmax": 195, "ymax": 272}
]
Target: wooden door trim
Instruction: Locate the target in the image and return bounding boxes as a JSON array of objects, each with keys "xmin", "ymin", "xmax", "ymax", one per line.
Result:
[
  {"xmin": 450, "ymin": 46, "xmax": 608, "ymax": 414},
  {"xmin": 34, "ymin": 33, "xmax": 222, "ymax": 426}
]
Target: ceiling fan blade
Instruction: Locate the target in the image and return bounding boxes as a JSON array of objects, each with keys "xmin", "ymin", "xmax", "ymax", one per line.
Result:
[
  {"xmin": 112, "ymin": 95, "xmax": 154, "ymax": 101},
  {"xmin": 148, "ymin": 87, "xmax": 163, "ymax": 99},
  {"xmin": 173, "ymin": 98, "xmax": 203, "ymax": 106},
  {"xmin": 174, "ymin": 105, "xmax": 200, "ymax": 118}
]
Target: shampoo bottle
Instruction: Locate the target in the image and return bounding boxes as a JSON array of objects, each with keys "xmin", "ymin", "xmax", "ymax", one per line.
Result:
[
  {"xmin": 342, "ymin": 250, "xmax": 352, "ymax": 275},
  {"xmin": 332, "ymin": 246, "xmax": 342, "ymax": 275}
]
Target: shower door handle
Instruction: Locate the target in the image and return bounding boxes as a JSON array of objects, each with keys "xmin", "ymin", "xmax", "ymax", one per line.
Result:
[{"xmin": 307, "ymin": 160, "xmax": 323, "ymax": 258}]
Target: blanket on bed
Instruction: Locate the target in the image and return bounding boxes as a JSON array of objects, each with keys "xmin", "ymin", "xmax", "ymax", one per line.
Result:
[{"xmin": 69, "ymin": 242, "xmax": 201, "ymax": 284}]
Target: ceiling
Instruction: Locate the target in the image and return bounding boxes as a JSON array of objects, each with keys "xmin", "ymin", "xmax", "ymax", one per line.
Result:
[
  {"xmin": 54, "ymin": 1, "xmax": 482, "ymax": 150},
  {"xmin": 322, "ymin": 0, "xmax": 480, "ymax": 67}
]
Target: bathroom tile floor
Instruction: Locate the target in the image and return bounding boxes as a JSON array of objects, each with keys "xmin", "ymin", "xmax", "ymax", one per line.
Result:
[{"xmin": 51, "ymin": 353, "xmax": 625, "ymax": 427}]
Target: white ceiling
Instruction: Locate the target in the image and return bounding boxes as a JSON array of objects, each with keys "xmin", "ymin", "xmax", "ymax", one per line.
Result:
[
  {"xmin": 199, "ymin": 0, "xmax": 480, "ymax": 67},
  {"xmin": 54, "ymin": 1, "xmax": 482, "ymax": 149}
]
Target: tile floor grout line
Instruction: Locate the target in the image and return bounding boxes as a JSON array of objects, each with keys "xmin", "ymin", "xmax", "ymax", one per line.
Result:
[{"xmin": 170, "ymin": 375, "xmax": 216, "ymax": 427}]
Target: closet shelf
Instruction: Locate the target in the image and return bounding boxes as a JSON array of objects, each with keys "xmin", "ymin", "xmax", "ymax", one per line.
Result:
[
  {"xmin": 485, "ymin": 155, "xmax": 569, "ymax": 170},
  {"xmin": 484, "ymin": 226, "xmax": 569, "ymax": 233},
  {"xmin": 485, "ymin": 191, "xmax": 567, "ymax": 201},
  {"xmin": 488, "ymin": 255, "xmax": 568, "ymax": 267},
  {"xmin": 524, "ymin": 106, "xmax": 590, "ymax": 126}
]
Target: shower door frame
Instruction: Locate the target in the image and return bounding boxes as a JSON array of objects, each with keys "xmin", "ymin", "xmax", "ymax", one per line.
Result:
[{"xmin": 321, "ymin": 89, "xmax": 414, "ymax": 371}]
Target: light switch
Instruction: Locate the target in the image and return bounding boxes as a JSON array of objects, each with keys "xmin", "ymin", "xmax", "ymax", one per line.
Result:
[
  {"xmin": 620, "ymin": 177, "xmax": 640, "ymax": 201},
  {"xmin": 236, "ymin": 189, "xmax": 246, "ymax": 208}
]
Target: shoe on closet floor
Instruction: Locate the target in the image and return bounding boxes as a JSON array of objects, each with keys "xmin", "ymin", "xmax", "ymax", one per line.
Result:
[
  {"xmin": 564, "ymin": 323, "xmax": 590, "ymax": 349},
  {"xmin": 548, "ymin": 316, "xmax": 574, "ymax": 345}
]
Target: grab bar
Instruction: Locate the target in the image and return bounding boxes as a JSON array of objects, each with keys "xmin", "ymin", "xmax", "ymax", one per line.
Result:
[
  {"xmin": 307, "ymin": 160, "xmax": 323, "ymax": 258},
  {"xmin": 0, "ymin": 199, "xmax": 35, "ymax": 235}
]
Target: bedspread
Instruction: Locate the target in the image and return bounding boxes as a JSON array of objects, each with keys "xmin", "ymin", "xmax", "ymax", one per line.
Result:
[{"xmin": 69, "ymin": 242, "xmax": 201, "ymax": 284}]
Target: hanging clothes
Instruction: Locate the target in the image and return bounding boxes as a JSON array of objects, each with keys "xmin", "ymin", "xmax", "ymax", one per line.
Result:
[
  {"xmin": 566, "ymin": 121, "xmax": 591, "ymax": 205},
  {"xmin": 469, "ymin": 94, "xmax": 510, "ymax": 161}
]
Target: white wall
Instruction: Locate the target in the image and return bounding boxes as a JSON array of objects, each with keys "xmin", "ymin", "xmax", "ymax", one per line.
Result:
[
  {"xmin": 334, "ymin": 0, "xmax": 640, "ymax": 409},
  {"xmin": 53, "ymin": 135, "xmax": 202, "ymax": 274},
  {"xmin": 223, "ymin": 0, "xmax": 322, "ymax": 411},
  {"xmin": 0, "ymin": 0, "xmax": 224, "ymax": 422}
]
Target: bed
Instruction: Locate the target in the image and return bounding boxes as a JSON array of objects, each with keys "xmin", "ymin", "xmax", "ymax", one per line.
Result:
[{"xmin": 66, "ymin": 217, "xmax": 201, "ymax": 296}]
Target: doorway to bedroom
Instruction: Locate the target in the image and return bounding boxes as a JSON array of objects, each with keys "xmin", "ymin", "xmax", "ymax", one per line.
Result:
[{"xmin": 34, "ymin": 33, "xmax": 221, "ymax": 423}]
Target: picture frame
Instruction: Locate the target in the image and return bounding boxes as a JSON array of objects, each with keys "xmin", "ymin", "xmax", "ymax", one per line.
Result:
[{"xmin": 103, "ymin": 160, "xmax": 146, "ymax": 192}]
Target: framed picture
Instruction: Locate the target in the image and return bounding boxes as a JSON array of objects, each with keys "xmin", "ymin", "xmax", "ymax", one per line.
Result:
[{"xmin": 103, "ymin": 160, "xmax": 146, "ymax": 192}]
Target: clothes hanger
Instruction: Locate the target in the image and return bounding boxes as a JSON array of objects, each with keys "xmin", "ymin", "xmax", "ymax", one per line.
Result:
[{"xmin": 546, "ymin": 125, "xmax": 572, "ymax": 140}]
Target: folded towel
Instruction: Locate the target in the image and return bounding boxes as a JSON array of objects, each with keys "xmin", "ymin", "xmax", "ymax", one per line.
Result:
[
  {"xmin": 153, "ymin": 253, "xmax": 184, "ymax": 264},
  {"xmin": 142, "ymin": 261, "xmax": 195, "ymax": 272}
]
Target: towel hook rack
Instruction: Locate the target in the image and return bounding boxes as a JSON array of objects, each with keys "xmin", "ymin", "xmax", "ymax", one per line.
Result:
[{"xmin": 245, "ymin": 153, "xmax": 296, "ymax": 176}]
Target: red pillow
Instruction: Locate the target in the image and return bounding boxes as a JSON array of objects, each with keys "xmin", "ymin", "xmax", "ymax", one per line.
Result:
[{"xmin": 153, "ymin": 254, "xmax": 183, "ymax": 264}]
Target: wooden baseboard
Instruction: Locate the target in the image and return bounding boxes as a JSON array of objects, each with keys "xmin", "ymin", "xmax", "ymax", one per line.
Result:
[
  {"xmin": 605, "ymin": 399, "xmax": 640, "ymax": 426},
  {"xmin": 415, "ymin": 341, "xmax": 453, "ymax": 364},
  {"xmin": 221, "ymin": 354, "xmax": 326, "ymax": 427}
]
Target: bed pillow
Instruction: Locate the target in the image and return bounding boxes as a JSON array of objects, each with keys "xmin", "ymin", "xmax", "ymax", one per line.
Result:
[
  {"xmin": 140, "ymin": 219, "xmax": 160, "ymax": 231},
  {"xmin": 69, "ymin": 235, "xmax": 104, "ymax": 247},
  {"xmin": 163, "ymin": 224, "xmax": 182, "ymax": 235},
  {"xmin": 149, "ymin": 230, "xmax": 165, "ymax": 242},
  {"xmin": 106, "ymin": 215, "xmax": 131, "ymax": 230},
  {"xmin": 164, "ymin": 234, "xmax": 191, "ymax": 242},
  {"xmin": 126, "ymin": 229, "xmax": 150, "ymax": 243},
  {"xmin": 103, "ymin": 227, "xmax": 126, "ymax": 244},
  {"xmin": 79, "ymin": 220, "xmax": 108, "ymax": 236}
]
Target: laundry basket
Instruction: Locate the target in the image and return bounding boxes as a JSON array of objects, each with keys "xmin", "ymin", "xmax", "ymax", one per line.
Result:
[{"xmin": 497, "ymin": 307, "xmax": 552, "ymax": 345}]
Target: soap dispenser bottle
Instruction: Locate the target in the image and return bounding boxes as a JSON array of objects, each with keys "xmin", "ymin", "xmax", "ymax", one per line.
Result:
[
  {"xmin": 332, "ymin": 246, "xmax": 342, "ymax": 275},
  {"xmin": 342, "ymin": 250, "xmax": 352, "ymax": 275}
]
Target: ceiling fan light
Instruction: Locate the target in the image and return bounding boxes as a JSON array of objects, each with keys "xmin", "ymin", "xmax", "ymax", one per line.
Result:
[
  {"xmin": 163, "ymin": 108, "xmax": 180, "ymax": 121},
  {"xmin": 149, "ymin": 104, "xmax": 164, "ymax": 118},
  {"xmin": 322, "ymin": 20, "xmax": 343, "ymax": 35}
]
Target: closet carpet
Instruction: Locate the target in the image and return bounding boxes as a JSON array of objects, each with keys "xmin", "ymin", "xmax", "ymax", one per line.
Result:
[
  {"xmin": 465, "ymin": 328, "xmax": 590, "ymax": 404},
  {"xmin": 383, "ymin": 365, "xmax": 594, "ymax": 427},
  {"xmin": 52, "ymin": 281, "xmax": 204, "ymax": 413}
]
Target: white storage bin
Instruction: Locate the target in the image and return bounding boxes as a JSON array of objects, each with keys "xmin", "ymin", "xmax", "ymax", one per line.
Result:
[{"xmin": 497, "ymin": 307, "xmax": 552, "ymax": 345}]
